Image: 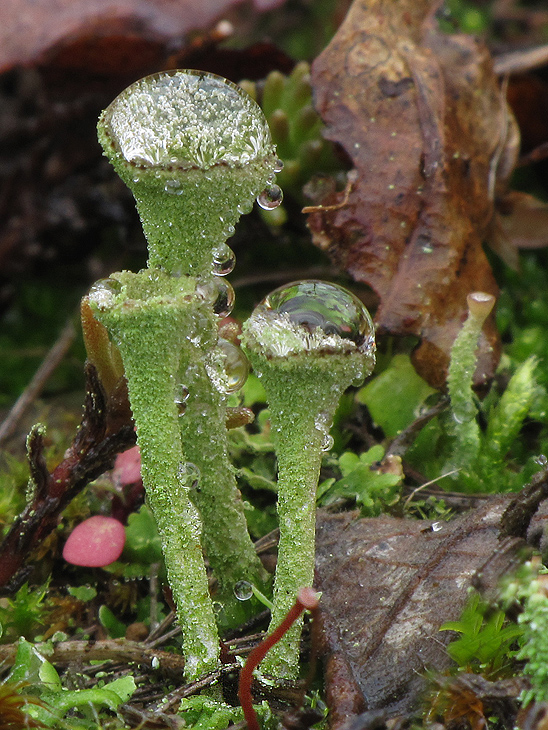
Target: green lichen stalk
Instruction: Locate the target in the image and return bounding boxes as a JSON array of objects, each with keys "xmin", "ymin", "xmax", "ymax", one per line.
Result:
[
  {"xmin": 445, "ymin": 292, "xmax": 496, "ymax": 475},
  {"xmin": 176, "ymin": 347, "xmax": 267, "ymax": 597},
  {"xmin": 95, "ymin": 69, "xmax": 275, "ymax": 606},
  {"xmin": 242, "ymin": 280, "xmax": 375, "ymax": 677},
  {"xmin": 88, "ymin": 270, "xmax": 219, "ymax": 679}
]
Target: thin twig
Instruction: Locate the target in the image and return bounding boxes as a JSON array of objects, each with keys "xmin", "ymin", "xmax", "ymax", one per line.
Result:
[
  {"xmin": 0, "ymin": 316, "xmax": 77, "ymax": 446},
  {"xmin": 494, "ymin": 43, "xmax": 548, "ymax": 76}
]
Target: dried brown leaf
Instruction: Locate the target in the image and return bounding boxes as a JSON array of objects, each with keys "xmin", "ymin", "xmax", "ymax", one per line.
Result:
[
  {"xmin": 0, "ymin": 0, "xmax": 245, "ymax": 73},
  {"xmin": 314, "ymin": 499, "xmax": 525, "ymax": 725},
  {"xmin": 307, "ymin": 0, "xmax": 519, "ymax": 388}
]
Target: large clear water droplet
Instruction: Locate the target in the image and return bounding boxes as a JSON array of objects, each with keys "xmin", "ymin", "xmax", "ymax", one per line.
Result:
[
  {"xmin": 212, "ymin": 243, "xmax": 236, "ymax": 277},
  {"xmin": 197, "ymin": 279, "xmax": 235, "ymax": 318},
  {"xmin": 100, "ymin": 70, "xmax": 276, "ymax": 171},
  {"xmin": 263, "ymin": 280, "xmax": 374, "ymax": 352},
  {"xmin": 217, "ymin": 338, "xmax": 249, "ymax": 393},
  {"xmin": 257, "ymin": 184, "xmax": 283, "ymax": 210},
  {"xmin": 88, "ymin": 278, "xmax": 122, "ymax": 308},
  {"xmin": 234, "ymin": 580, "xmax": 253, "ymax": 601}
]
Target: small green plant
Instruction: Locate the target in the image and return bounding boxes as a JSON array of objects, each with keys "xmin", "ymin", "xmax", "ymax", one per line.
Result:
[
  {"xmin": 7, "ymin": 638, "xmax": 135, "ymax": 727},
  {"xmin": 398, "ymin": 292, "xmax": 542, "ymax": 494},
  {"xmin": 240, "ymin": 62, "xmax": 340, "ymax": 207},
  {"xmin": 501, "ymin": 559, "xmax": 548, "ymax": 705},
  {"xmin": 317, "ymin": 444, "xmax": 402, "ymax": 515},
  {"xmin": 440, "ymin": 592, "xmax": 522, "ymax": 679}
]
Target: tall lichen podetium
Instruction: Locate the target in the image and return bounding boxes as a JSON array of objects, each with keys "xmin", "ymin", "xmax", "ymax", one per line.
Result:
[
  {"xmin": 91, "ymin": 70, "xmax": 281, "ymax": 675},
  {"xmin": 242, "ymin": 280, "xmax": 376, "ymax": 678}
]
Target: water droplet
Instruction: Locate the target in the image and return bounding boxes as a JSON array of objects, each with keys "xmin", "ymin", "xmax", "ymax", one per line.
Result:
[
  {"xmin": 197, "ymin": 279, "xmax": 235, "ymax": 318},
  {"xmin": 321, "ymin": 433, "xmax": 334, "ymax": 452},
  {"xmin": 315, "ymin": 412, "xmax": 334, "ymax": 451},
  {"xmin": 174, "ymin": 384, "xmax": 190, "ymax": 415},
  {"xmin": 164, "ymin": 179, "xmax": 183, "ymax": 195},
  {"xmin": 257, "ymin": 184, "xmax": 283, "ymax": 210},
  {"xmin": 217, "ymin": 338, "xmax": 249, "ymax": 393},
  {"xmin": 234, "ymin": 580, "xmax": 253, "ymax": 601},
  {"xmin": 88, "ymin": 278, "xmax": 122, "ymax": 308},
  {"xmin": 178, "ymin": 462, "xmax": 200, "ymax": 490},
  {"xmin": 100, "ymin": 70, "xmax": 276, "ymax": 171},
  {"xmin": 535, "ymin": 455, "xmax": 548, "ymax": 467},
  {"xmin": 273, "ymin": 158, "xmax": 284, "ymax": 173},
  {"xmin": 212, "ymin": 243, "xmax": 236, "ymax": 277},
  {"xmin": 452, "ymin": 402, "xmax": 476, "ymax": 425},
  {"xmin": 262, "ymin": 280, "xmax": 375, "ymax": 353}
]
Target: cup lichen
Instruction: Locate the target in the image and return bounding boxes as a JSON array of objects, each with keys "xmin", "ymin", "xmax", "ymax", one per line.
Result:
[{"xmin": 241, "ymin": 280, "xmax": 376, "ymax": 677}]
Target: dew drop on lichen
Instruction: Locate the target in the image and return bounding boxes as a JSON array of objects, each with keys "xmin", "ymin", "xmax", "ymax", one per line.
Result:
[
  {"xmin": 234, "ymin": 580, "xmax": 253, "ymax": 601},
  {"xmin": 197, "ymin": 279, "xmax": 235, "ymax": 317},
  {"xmin": 174, "ymin": 384, "xmax": 190, "ymax": 415},
  {"xmin": 164, "ymin": 179, "xmax": 184, "ymax": 195},
  {"xmin": 88, "ymin": 278, "xmax": 122, "ymax": 308},
  {"xmin": 321, "ymin": 434, "xmax": 335, "ymax": 452},
  {"xmin": 100, "ymin": 69, "xmax": 276, "ymax": 171},
  {"xmin": 212, "ymin": 243, "xmax": 236, "ymax": 277},
  {"xmin": 273, "ymin": 159, "xmax": 284, "ymax": 173},
  {"xmin": 256, "ymin": 280, "xmax": 375, "ymax": 356},
  {"xmin": 217, "ymin": 338, "xmax": 249, "ymax": 393},
  {"xmin": 178, "ymin": 462, "xmax": 200, "ymax": 490},
  {"xmin": 315, "ymin": 412, "xmax": 334, "ymax": 452},
  {"xmin": 257, "ymin": 184, "xmax": 283, "ymax": 210}
]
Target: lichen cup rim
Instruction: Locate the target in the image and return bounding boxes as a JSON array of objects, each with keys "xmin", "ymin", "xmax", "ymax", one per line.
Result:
[{"xmin": 99, "ymin": 68, "xmax": 276, "ymax": 172}]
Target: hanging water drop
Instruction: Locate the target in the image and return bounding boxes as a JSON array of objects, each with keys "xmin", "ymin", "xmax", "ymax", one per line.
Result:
[
  {"xmin": 273, "ymin": 159, "xmax": 284, "ymax": 173},
  {"xmin": 212, "ymin": 243, "xmax": 236, "ymax": 277},
  {"xmin": 174, "ymin": 384, "xmax": 190, "ymax": 415},
  {"xmin": 321, "ymin": 433, "xmax": 334, "ymax": 452},
  {"xmin": 197, "ymin": 279, "xmax": 235, "ymax": 318},
  {"xmin": 234, "ymin": 580, "xmax": 253, "ymax": 601},
  {"xmin": 217, "ymin": 338, "xmax": 249, "ymax": 393},
  {"xmin": 257, "ymin": 184, "xmax": 283, "ymax": 210}
]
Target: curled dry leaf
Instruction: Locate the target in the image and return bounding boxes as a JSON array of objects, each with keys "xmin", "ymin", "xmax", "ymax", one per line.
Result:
[
  {"xmin": 314, "ymin": 499, "xmax": 526, "ymax": 725},
  {"xmin": 307, "ymin": 0, "xmax": 520, "ymax": 388}
]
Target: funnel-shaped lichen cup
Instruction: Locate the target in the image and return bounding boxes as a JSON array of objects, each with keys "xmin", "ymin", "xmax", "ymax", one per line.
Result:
[{"xmin": 98, "ymin": 69, "xmax": 278, "ymax": 277}]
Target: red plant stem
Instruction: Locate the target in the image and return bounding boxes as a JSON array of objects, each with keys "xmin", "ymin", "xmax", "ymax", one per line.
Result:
[{"xmin": 238, "ymin": 587, "xmax": 319, "ymax": 730}]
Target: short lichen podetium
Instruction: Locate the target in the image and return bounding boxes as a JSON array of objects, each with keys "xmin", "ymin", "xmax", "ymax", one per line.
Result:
[
  {"xmin": 241, "ymin": 280, "xmax": 376, "ymax": 678},
  {"xmin": 88, "ymin": 269, "xmax": 220, "ymax": 680},
  {"xmin": 97, "ymin": 69, "xmax": 279, "ymax": 278},
  {"xmin": 445, "ymin": 292, "xmax": 496, "ymax": 479}
]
